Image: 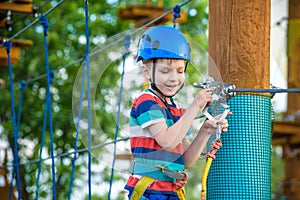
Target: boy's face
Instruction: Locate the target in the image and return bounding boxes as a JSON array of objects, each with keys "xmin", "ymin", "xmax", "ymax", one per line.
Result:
[{"xmin": 144, "ymin": 59, "xmax": 186, "ymax": 97}]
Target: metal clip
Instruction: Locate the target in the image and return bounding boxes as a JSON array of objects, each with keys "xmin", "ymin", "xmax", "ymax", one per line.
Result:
[{"xmin": 194, "ymin": 77, "xmax": 235, "ymax": 140}]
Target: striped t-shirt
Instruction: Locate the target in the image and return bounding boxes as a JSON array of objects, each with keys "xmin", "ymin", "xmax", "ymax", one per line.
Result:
[{"xmin": 124, "ymin": 89, "xmax": 190, "ymax": 196}]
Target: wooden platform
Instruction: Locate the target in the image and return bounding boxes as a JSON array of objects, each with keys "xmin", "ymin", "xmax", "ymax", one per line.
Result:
[
  {"xmin": 273, "ymin": 120, "xmax": 300, "ymax": 146},
  {"xmin": 0, "ymin": 39, "xmax": 33, "ymax": 66},
  {"xmin": 118, "ymin": 5, "xmax": 187, "ymax": 27}
]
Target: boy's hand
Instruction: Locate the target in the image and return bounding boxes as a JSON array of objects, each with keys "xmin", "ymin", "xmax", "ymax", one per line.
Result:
[
  {"xmin": 203, "ymin": 114, "xmax": 231, "ymax": 135},
  {"xmin": 193, "ymin": 88, "xmax": 213, "ymax": 112}
]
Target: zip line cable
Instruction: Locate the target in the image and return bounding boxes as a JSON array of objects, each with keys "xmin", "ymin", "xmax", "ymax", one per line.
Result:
[{"xmin": 228, "ymin": 88, "xmax": 300, "ymax": 93}]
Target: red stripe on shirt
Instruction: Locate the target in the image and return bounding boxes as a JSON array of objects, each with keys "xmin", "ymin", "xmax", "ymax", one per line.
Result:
[
  {"xmin": 132, "ymin": 93, "xmax": 167, "ymax": 109},
  {"xmin": 130, "ymin": 137, "xmax": 184, "ymax": 154}
]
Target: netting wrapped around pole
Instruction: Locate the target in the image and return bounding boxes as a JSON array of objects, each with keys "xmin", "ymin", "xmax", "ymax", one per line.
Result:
[{"xmin": 207, "ymin": 95, "xmax": 272, "ymax": 199}]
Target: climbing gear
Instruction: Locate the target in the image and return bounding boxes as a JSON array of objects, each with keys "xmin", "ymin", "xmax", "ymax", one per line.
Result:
[
  {"xmin": 176, "ymin": 187, "xmax": 186, "ymax": 200},
  {"xmin": 130, "ymin": 160, "xmax": 186, "ymax": 182},
  {"xmin": 173, "ymin": 171, "xmax": 188, "ymax": 189},
  {"xmin": 136, "ymin": 26, "xmax": 190, "ymax": 62},
  {"xmin": 129, "ymin": 171, "xmax": 187, "ymax": 200},
  {"xmin": 156, "ymin": 165, "xmax": 186, "ymax": 181},
  {"xmin": 129, "ymin": 176, "xmax": 155, "ymax": 200},
  {"xmin": 194, "ymin": 77, "xmax": 235, "ymax": 200},
  {"xmin": 200, "ymin": 140, "xmax": 222, "ymax": 200}
]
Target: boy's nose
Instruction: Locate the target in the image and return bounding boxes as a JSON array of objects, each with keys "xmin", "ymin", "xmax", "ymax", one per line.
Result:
[{"xmin": 169, "ymin": 70, "xmax": 177, "ymax": 80}]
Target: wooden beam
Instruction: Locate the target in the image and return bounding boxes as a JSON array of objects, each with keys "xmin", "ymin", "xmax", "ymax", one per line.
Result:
[
  {"xmin": 13, "ymin": 0, "xmax": 33, "ymax": 3},
  {"xmin": 0, "ymin": 2, "xmax": 33, "ymax": 14},
  {"xmin": 0, "ymin": 39, "xmax": 33, "ymax": 66},
  {"xmin": 273, "ymin": 121, "xmax": 300, "ymax": 135}
]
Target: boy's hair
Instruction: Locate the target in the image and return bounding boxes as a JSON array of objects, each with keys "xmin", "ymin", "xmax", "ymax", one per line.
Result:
[{"xmin": 136, "ymin": 26, "xmax": 190, "ymax": 62}]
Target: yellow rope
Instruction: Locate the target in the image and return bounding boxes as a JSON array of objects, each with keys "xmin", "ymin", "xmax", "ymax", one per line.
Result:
[{"xmin": 200, "ymin": 157, "xmax": 213, "ymax": 200}]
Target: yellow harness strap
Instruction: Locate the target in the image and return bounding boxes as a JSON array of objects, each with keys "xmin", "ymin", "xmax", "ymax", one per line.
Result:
[
  {"xmin": 130, "ymin": 176, "xmax": 155, "ymax": 200},
  {"xmin": 176, "ymin": 187, "xmax": 186, "ymax": 200},
  {"xmin": 129, "ymin": 176, "xmax": 186, "ymax": 200}
]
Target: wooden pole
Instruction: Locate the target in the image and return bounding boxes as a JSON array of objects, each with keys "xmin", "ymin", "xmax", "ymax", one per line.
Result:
[
  {"xmin": 208, "ymin": 0, "xmax": 270, "ymax": 88},
  {"xmin": 207, "ymin": 0, "xmax": 271, "ymax": 199}
]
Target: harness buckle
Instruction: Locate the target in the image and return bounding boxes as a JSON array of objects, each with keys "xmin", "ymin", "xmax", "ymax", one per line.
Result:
[{"xmin": 155, "ymin": 165, "xmax": 186, "ymax": 180}]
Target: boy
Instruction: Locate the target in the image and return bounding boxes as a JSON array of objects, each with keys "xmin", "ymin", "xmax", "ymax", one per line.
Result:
[{"xmin": 124, "ymin": 26, "xmax": 229, "ymax": 200}]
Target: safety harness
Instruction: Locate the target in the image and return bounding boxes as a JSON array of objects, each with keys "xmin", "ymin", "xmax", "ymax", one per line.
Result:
[{"xmin": 129, "ymin": 161, "xmax": 188, "ymax": 200}]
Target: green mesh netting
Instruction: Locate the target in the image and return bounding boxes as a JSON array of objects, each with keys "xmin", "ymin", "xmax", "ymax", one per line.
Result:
[{"xmin": 207, "ymin": 95, "xmax": 272, "ymax": 199}]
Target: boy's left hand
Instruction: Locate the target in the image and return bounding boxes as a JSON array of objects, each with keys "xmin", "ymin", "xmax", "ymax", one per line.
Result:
[{"xmin": 203, "ymin": 111, "xmax": 232, "ymax": 134}]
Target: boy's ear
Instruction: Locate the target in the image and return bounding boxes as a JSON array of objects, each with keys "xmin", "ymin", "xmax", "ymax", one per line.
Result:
[{"xmin": 142, "ymin": 64, "xmax": 151, "ymax": 80}]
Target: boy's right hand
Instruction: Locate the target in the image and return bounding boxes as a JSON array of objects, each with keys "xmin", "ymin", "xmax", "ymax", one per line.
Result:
[{"xmin": 193, "ymin": 88, "xmax": 213, "ymax": 112}]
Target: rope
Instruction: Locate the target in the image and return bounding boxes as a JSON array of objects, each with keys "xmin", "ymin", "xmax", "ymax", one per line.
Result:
[
  {"xmin": 108, "ymin": 33, "xmax": 131, "ymax": 200},
  {"xmin": 82, "ymin": 1, "xmax": 92, "ymax": 199},
  {"xmin": 35, "ymin": 71, "xmax": 53, "ymax": 199},
  {"xmin": 9, "ymin": 80, "xmax": 27, "ymax": 200},
  {"xmin": 200, "ymin": 140, "xmax": 222, "ymax": 200},
  {"xmin": 35, "ymin": 89, "xmax": 49, "ymax": 200},
  {"xmin": 67, "ymin": 50, "xmax": 87, "ymax": 200},
  {"xmin": 39, "ymin": 14, "xmax": 57, "ymax": 200},
  {"xmin": 172, "ymin": 4, "xmax": 181, "ymax": 27},
  {"xmin": 4, "ymin": 41, "xmax": 21, "ymax": 200}
]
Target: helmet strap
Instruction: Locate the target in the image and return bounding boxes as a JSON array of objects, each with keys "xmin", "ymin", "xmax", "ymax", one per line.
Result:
[{"xmin": 150, "ymin": 59, "xmax": 167, "ymax": 97}]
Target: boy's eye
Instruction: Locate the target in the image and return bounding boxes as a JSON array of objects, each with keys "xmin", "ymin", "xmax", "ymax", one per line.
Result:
[{"xmin": 160, "ymin": 69, "xmax": 169, "ymax": 73}]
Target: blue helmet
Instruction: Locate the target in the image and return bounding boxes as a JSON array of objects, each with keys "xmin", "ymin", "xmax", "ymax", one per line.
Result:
[{"xmin": 136, "ymin": 26, "xmax": 190, "ymax": 62}]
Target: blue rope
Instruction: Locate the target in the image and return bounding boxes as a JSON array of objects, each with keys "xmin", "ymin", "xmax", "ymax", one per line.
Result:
[
  {"xmin": 17, "ymin": 81, "xmax": 27, "ymax": 132},
  {"xmin": 172, "ymin": 4, "xmax": 181, "ymax": 28},
  {"xmin": 39, "ymin": 14, "xmax": 57, "ymax": 200},
  {"xmin": 108, "ymin": 33, "xmax": 131, "ymax": 200},
  {"xmin": 4, "ymin": 41, "xmax": 21, "ymax": 200},
  {"xmin": 68, "ymin": 61, "xmax": 86, "ymax": 200},
  {"xmin": 83, "ymin": 1, "xmax": 92, "ymax": 199},
  {"xmin": 9, "ymin": 81, "xmax": 26, "ymax": 200},
  {"xmin": 35, "ymin": 73, "xmax": 53, "ymax": 200},
  {"xmin": 35, "ymin": 94, "xmax": 49, "ymax": 200}
]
